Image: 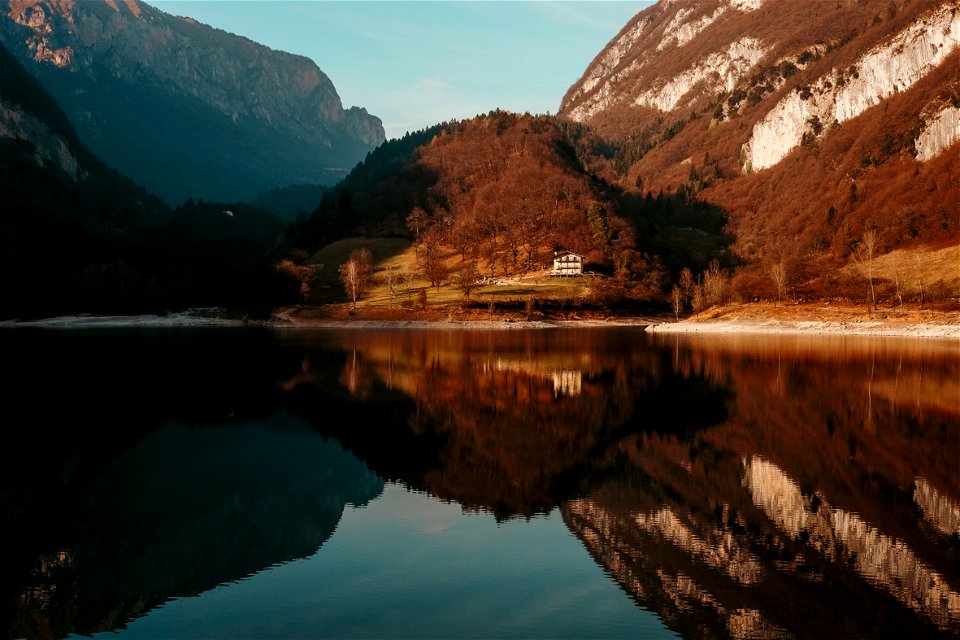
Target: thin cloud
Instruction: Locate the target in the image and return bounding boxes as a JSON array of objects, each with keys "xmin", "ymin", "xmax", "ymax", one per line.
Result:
[
  {"xmin": 531, "ymin": 1, "xmax": 650, "ymax": 33},
  {"xmin": 417, "ymin": 77, "xmax": 451, "ymax": 91}
]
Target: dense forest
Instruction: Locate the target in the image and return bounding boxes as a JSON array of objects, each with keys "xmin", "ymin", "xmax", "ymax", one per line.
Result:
[{"xmin": 286, "ymin": 110, "xmax": 733, "ymax": 306}]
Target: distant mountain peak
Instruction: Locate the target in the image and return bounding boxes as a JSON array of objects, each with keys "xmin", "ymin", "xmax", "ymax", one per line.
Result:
[{"xmin": 1, "ymin": 0, "xmax": 385, "ymax": 203}]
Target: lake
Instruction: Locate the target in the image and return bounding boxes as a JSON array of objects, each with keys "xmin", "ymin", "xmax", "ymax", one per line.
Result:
[{"xmin": 1, "ymin": 327, "xmax": 958, "ymax": 639}]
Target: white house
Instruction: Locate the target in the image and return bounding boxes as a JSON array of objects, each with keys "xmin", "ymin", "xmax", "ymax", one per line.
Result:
[{"xmin": 552, "ymin": 250, "xmax": 583, "ymax": 276}]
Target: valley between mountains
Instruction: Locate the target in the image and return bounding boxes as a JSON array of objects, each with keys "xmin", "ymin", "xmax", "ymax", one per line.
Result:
[{"xmin": 0, "ymin": 0, "xmax": 957, "ymax": 334}]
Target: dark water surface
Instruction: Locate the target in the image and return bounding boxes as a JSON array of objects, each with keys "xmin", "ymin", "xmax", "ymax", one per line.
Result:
[{"xmin": 1, "ymin": 327, "xmax": 957, "ymax": 639}]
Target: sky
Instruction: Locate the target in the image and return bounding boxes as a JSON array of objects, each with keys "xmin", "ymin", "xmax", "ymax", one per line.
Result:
[{"xmin": 148, "ymin": 1, "xmax": 654, "ymax": 140}]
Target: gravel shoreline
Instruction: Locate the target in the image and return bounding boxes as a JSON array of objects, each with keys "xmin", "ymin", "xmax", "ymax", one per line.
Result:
[
  {"xmin": 3, "ymin": 311, "xmax": 957, "ymax": 339},
  {"xmin": 645, "ymin": 319, "xmax": 960, "ymax": 339}
]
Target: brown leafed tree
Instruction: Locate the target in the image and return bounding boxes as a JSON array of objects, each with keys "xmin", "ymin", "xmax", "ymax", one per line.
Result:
[
  {"xmin": 691, "ymin": 282, "xmax": 705, "ymax": 320},
  {"xmin": 406, "ymin": 206, "xmax": 428, "ymax": 240},
  {"xmin": 275, "ymin": 259, "xmax": 312, "ymax": 301},
  {"xmin": 422, "ymin": 255, "xmax": 449, "ymax": 289},
  {"xmin": 453, "ymin": 262, "xmax": 481, "ymax": 297}
]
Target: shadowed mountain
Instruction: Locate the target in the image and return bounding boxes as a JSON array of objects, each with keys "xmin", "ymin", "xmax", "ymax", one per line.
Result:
[
  {"xmin": 0, "ymin": 329, "xmax": 383, "ymax": 639},
  {"xmin": 0, "ymin": 0, "xmax": 384, "ymax": 204},
  {"xmin": 0, "ymin": 39, "xmax": 303, "ymax": 318}
]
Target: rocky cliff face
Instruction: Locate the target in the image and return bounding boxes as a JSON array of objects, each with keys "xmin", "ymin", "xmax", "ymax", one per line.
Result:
[
  {"xmin": 0, "ymin": 0, "xmax": 385, "ymax": 203},
  {"xmin": 562, "ymin": 0, "xmax": 959, "ymax": 168},
  {"xmin": 0, "ymin": 99, "xmax": 79, "ymax": 179},
  {"xmin": 742, "ymin": 2, "xmax": 960, "ymax": 171},
  {"xmin": 559, "ymin": 0, "xmax": 959, "ymax": 269}
]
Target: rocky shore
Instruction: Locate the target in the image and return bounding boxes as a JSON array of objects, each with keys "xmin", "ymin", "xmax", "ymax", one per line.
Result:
[{"xmin": 3, "ymin": 302, "xmax": 957, "ymax": 339}]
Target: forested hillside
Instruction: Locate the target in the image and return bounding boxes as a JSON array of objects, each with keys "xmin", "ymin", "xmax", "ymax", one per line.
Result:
[{"xmin": 287, "ymin": 111, "xmax": 737, "ymax": 307}]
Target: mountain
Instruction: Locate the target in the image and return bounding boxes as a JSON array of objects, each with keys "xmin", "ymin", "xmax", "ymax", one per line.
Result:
[
  {"xmin": 0, "ymin": 38, "xmax": 165, "ymax": 316},
  {"xmin": 0, "ymin": 40, "xmax": 301, "ymax": 318},
  {"xmin": 560, "ymin": 0, "xmax": 959, "ymax": 295},
  {"xmin": 0, "ymin": 0, "xmax": 385, "ymax": 205}
]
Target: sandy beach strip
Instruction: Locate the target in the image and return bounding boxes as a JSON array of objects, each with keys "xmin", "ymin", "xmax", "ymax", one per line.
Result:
[
  {"xmin": 646, "ymin": 319, "xmax": 960, "ymax": 339},
  {"xmin": 2, "ymin": 311, "xmax": 957, "ymax": 339}
]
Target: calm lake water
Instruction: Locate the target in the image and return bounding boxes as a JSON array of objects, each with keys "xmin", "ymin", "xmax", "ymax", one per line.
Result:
[{"xmin": 1, "ymin": 327, "xmax": 958, "ymax": 639}]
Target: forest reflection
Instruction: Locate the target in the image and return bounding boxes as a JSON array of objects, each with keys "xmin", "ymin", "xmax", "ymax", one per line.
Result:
[
  {"xmin": 286, "ymin": 328, "xmax": 959, "ymax": 637},
  {"xmin": 282, "ymin": 328, "xmax": 730, "ymax": 519},
  {"xmin": 2, "ymin": 328, "xmax": 957, "ymax": 639}
]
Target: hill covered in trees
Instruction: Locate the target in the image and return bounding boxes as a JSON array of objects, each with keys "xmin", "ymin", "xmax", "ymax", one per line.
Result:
[{"xmin": 287, "ymin": 111, "xmax": 735, "ymax": 309}]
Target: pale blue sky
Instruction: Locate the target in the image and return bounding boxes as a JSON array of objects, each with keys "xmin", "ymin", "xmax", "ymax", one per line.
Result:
[{"xmin": 148, "ymin": 1, "xmax": 652, "ymax": 139}]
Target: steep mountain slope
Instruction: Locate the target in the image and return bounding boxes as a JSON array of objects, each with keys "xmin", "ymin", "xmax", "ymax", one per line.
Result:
[
  {"xmin": 0, "ymin": 38, "xmax": 165, "ymax": 315},
  {"xmin": 0, "ymin": 41, "xmax": 299, "ymax": 318},
  {"xmin": 560, "ymin": 0, "xmax": 959, "ymax": 295},
  {"xmin": 0, "ymin": 0, "xmax": 384, "ymax": 204}
]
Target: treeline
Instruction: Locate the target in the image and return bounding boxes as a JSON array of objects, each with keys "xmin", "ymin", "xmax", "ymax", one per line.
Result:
[
  {"xmin": 286, "ymin": 123, "xmax": 449, "ymax": 249},
  {"xmin": 0, "ymin": 140, "xmax": 300, "ymax": 318}
]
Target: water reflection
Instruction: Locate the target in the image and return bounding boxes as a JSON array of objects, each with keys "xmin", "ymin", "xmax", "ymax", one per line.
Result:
[
  {"xmin": 280, "ymin": 329, "xmax": 729, "ymax": 519},
  {"xmin": 1, "ymin": 328, "xmax": 957, "ymax": 639},
  {"xmin": 9, "ymin": 416, "xmax": 382, "ymax": 639},
  {"xmin": 745, "ymin": 456, "xmax": 960, "ymax": 629},
  {"xmin": 562, "ymin": 333, "xmax": 959, "ymax": 639}
]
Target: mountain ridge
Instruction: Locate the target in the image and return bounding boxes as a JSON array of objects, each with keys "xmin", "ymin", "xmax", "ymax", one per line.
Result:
[{"xmin": 0, "ymin": 0, "xmax": 385, "ymax": 203}]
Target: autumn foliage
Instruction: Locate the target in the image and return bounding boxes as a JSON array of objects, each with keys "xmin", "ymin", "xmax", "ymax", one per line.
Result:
[
  {"xmin": 557, "ymin": 0, "xmax": 959, "ymax": 302},
  {"xmin": 295, "ymin": 111, "xmax": 679, "ymax": 303}
]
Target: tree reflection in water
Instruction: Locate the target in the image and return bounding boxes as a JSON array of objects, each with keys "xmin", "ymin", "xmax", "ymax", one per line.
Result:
[
  {"xmin": 1, "ymin": 328, "xmax": 957, "ymax": 639},
  {"xmin": 291, "ymin": 329, "xmax": 958, "ymax": 638}
]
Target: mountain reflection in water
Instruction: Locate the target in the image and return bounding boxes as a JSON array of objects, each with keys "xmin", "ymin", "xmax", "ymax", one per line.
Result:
[{"xmin": 1, "ymin": 328, "xmax": 957, "ymax": 639}]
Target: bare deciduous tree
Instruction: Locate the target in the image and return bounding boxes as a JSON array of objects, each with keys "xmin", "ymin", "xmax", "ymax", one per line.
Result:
[
  {"xmin": 679, "ymin": 268, "xmax": 694, "ymax": 306},
  {"xmin": 671, "ymin": 285, "xmax": 683, "ymax": 321},
  {"xmin": 770, "ymin": 260, "xmax": 788, "ymax": 306},
  {"xmin": 915, "ymin": 252, "xmax": 925, "ymax": 307},
  {"xmin": 702, "ymin": 260, "xmax": 729, "ymax": 307},
  {"xmin": 855, "ymin": 229, "xmax": 878, "ymax": 312},
  {"xmin": 892, "ymin": 252, "xmax": 903, "ymax": 314},
  {"xmin": 338, "ymin": 248, "xmax": 373, "ymax": 307},
  {"xmin": 381, "ymin": 265, "xmax": 400, "ymax": 296},
  {"xmin": 452, "ymin": 262, "xmax": 481, "ymax": 297}
]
